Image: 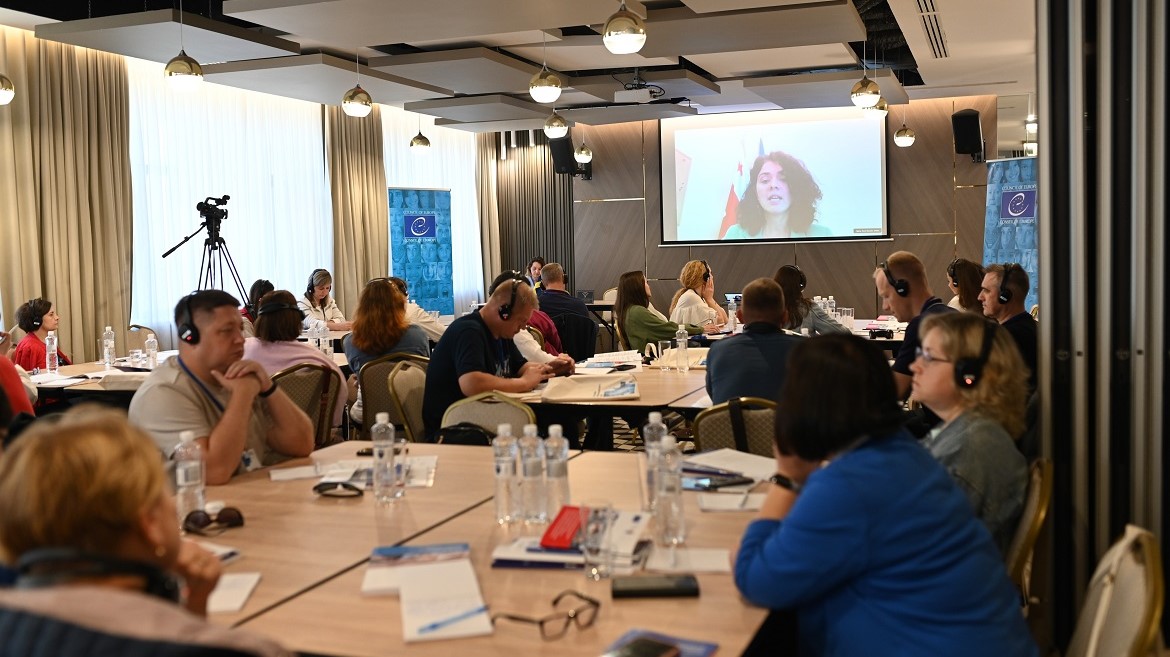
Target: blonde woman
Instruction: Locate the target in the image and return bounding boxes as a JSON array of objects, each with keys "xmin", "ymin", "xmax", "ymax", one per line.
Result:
[
  {"xmin": 298, "ymin": 268, "xmax": 351, "ymax": 331},
  {"xmin": 910, "ymin": 312, "xmax": 1028, "ymax": 554},
  {"xmin": 0, "ymin": 407, "xmax": 289, "ymax": 655},
  {"xmin": 668, "ymin": 260, "xmax": 728, "ymax": 327}
]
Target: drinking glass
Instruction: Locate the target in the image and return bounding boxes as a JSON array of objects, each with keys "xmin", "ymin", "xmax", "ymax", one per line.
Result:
[
  {"xmin": 129, "ymin": 349, "xmax": 144, "ymax": 366},
  {"xmin": 839, "ymin": 308, "xmax": 855, "ymax": 331},
  {"xmin": 579, "ymin": 500, "xmax": 614, "ymax": 581},
  {"xmin": 656, "ymin": 340, "xmax": 673, "ymax": 371}
]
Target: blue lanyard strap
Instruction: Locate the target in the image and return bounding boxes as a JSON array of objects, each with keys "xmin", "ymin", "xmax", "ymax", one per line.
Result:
[{"xmin": 176, "ymin": 356, "xmax": 226, "ymax": 414}]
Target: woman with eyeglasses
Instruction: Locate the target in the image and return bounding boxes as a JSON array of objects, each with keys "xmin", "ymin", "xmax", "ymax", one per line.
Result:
[
  {"xmin": 734, "ymin": 335, "xmax": 1035, "ymax": 657},
  {"xmin": 12, "ymin": 297, "xmax": 72, "ymax": 373},
  {"xmin": 343, "ymin": 279, "xmax": 430, "ymax": 424},
  {"xmin": 298, "ymin": 269, "xmax": 351, "ymax": 331},
  {"xmin": 614, "ymin": 271, "xmax": 717, "ymax": 355},
  {"xmin": 0, "ymin": 406, "xmax": 290, "ymax": 656},
  {"xmin": 910, "ymin": 312, "xmax": 1028, "ymax": 555},
  {"xmin": 773, "ymin": 265, "xmax": 850, "ymax": 336},
  {"xmin": 945, "ymin": 258, "xmax": 985, "ymax": 313},
  {"xmin": 669, "ymin": 260, "xmax": 728, "ymax": 328}
]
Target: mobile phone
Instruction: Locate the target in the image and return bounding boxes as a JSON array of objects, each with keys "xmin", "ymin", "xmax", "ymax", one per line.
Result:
[
  {"xmin": 612, "ymin": 574, "xmax": 700, "ymax": 598},
  {"xmin": 355, "ymin": 447, "xmax": 373, "ymax": 457},
  {"xmin": 682, "ymin": 475, "xmax": 754, "ymax": 491},
  {"xmin": 601, "ymin": 637, "xmax": 681, "ymax": 657}
]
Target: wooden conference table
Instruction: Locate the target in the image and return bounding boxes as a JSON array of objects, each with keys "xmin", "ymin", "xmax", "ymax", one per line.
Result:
[{"xmin": 231, "ymin": 446, "xmax": 767, "ymax": 657}]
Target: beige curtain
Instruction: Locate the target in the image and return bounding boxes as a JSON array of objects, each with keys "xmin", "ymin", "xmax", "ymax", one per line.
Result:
[
  {"xmin": 0, "ymin": 27, "xmax": 133, "ymax": 361},
  {"xmin": 475, "ymin": 133, "xmax": 502, "ymax": 293},
  {"xmin": 494, "ymin": 130, "xmax": 574, "ymax": 280},
  {"xmin": 326, "ymin": 105, "xmax": 388, "ymax": 317}
]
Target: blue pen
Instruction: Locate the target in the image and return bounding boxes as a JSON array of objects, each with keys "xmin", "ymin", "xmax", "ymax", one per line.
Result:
[{"xmin": 417, "ymin": 604, "xmax": 488, "ymax": 635}]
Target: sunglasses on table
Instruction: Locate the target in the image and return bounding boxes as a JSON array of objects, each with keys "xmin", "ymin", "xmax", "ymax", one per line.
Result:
[
  {"xmin": 183, "ymin": 507, "xmax": 244, "ymax": 536},
  {"xmin": 312, "ymin": 480, "xmax": 365, "ymax": 498}
]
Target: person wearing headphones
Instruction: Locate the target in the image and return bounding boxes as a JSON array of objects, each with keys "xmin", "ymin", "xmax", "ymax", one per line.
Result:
[
  {"xmin": 872, "ymin": 251, "xmax": 955, "ymax": 400},
  {"xmin": 978, "ymin": 263, "xmax": 1037, "ymax": 390},
  {"xmin": 128, "ymin": 290, "xmax": 313, "ymax": 484},
  {"xmin": 669, "ymin": 260, "xmax": 728, "ymax": 327},
  {"xmin": 421, "ymin": 271, "xmax": 571, "ymax": 441},
  {"xmin": 0, "ymin": 406, "xmax": 290, "ymax": 656},
  {"xmin": 945, "ymin": 258, "xmax": 985, "ymax": 313},
  {"xmin": 773, "ymin": 264, "xmax": 849, "ymax": 335},
  {"xmin": 298, "ymin": 269, "xmax": 351, "ymax": 331},
  {"xmin": 910, "ymin": 312, "xmax": 1028, "ymax": 554},
  {"xmin": 243, "ymin": 290, "xmax": 346, "ymax": 431},
  {"xmin": 241, "ymin": 279, "xmax": 274, "ymax": 339},
  {"xmin": 12, "ymin": 297, "xmax": 72, "ymax": 373}
]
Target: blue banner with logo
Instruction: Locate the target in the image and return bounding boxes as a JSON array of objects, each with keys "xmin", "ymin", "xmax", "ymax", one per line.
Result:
[
  {"xmin": 389, "ymin": 188, "xmax": 453, "ymax": 314},
  {"xmin": 982, "ymin": 158, "xmax": 1038, "ymax": 311}
]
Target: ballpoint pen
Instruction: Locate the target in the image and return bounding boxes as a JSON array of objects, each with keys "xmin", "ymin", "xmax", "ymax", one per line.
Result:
[
  {"xmin": 737, "ymin": 488, "xmax": 750, "ymax": 508},
  {"xmin": 417, "ymin": 604, "xmax": 488, "ymax": 635}
]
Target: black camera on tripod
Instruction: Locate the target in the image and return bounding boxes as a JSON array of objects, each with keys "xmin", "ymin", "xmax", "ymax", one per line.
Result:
[{"xmin": 196, "ymin": 195, "xmax": 230, "ymax": 222}]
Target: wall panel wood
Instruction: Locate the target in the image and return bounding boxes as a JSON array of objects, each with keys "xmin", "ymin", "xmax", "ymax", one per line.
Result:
[
  {"xmin": 573, "ymin": 200, "xmax": 646, "ymax": 296},
  {"xmin": 573, "ymin": 121, "xmax": 647, "ymax": 202},
  {"xmin": 796, "ymin": 241, "xmax": 881, "ymax": 316}
]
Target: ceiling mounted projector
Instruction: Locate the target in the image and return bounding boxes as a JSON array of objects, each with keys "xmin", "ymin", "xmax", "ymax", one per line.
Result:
[{"xmin": 615, "ymin": 88, "xmax": 653, "ymax": 104}]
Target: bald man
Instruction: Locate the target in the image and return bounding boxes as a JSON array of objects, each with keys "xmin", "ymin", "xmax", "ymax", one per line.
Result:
[{"xmin": 873, "ymin": 251, "xmax": 955, "ymax": 400}]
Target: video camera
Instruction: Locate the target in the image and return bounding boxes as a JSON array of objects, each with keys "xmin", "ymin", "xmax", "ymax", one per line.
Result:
[{"xmin": 196, "ymin": 195, "xmax": 230, "ymax": 222}]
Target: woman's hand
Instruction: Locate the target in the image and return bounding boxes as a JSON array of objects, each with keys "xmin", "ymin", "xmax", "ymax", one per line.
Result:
[
  {"xmin": 173, "ymin": 540, "xmax": 222, "ymax": 616},
  {"xmin": 701, "ymin": 323, "xmax": 722, "ymax": 334}
]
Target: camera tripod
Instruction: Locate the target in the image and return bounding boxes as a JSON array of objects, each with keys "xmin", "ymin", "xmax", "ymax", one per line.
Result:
[{"xmin": 161, "ymin": 196, "xmax": 250, "ymax": 305}]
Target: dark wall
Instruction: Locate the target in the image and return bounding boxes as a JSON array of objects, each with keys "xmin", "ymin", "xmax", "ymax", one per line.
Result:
[{"xmin": 569, "ymin": 96, "xmax": 998, "ymax": 316}]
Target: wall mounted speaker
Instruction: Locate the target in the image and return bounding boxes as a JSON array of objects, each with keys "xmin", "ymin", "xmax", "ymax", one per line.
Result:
[
  {"xmin": 951, "ymin": 109, "xmax": 985, "ymax": 161},
  {"xmin": 548, "ymin": 133, "xmax": 576, "ymax": 174}
]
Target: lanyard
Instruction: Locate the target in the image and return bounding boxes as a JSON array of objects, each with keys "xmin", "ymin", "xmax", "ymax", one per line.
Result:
[{"xmin": 176, "ymin": 356, "xmax": 225, "ymax": 414}]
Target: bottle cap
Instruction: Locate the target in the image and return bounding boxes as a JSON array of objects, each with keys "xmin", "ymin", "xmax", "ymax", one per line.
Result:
[
  {"xmin": 497, "ymin": 423, "xmax": 512, "ymax": 436},
  {"xmin": 148, "ymin": 333, "xmax": 156, "ymax": 339},
  {"xmin": 179, "ymin": 430, "xmax": 195, "ymax": 444},
  {"xmin": 548, "ymin": 424, "xmax": 563, "ymax": 438},
  {"xmin": 648, "ymin": 411, "xmax": 663, "ymax": 424},
  {"xmin": 522, "ymin": 424, "xmax": 538, "ymax": 437},
  {"xmin": 375, "ymin": 412, "xmax": 390, "ymax": 425}
]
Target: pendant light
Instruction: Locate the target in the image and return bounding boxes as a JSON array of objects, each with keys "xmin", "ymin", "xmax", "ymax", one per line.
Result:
[
  {"xmin": 164, "ymin": 0, "xmax": 203, "ymax": 92},
  {"xmin": 342, "ymin": 53, "xmax": 373, "ymax": 117},
  {"xmin": 0, "ymin": 74, "xmax": 14, "ymax": 105},
  {"xmin": 409, "ymin": 115, "xmax": 431, "ymax": 153},
  {"xmin": 849, "ymin": 35, "xmax": 880, "ymax": 108},
  {"xmin": 603, "ymin": 1, "xmax": 647, "ymax": 55},
  {"xmin": 863, "ymin": 96, "xmax": 888, "ymax": 119},
  {"xmin": 544, "ymin": 110, "xmax": 568, "ymax": 139},
  {"xmin": 893, "ymin": 106, "xmax": 916, "ymax": 148},
  {"xmin": 529, "ymin": 32, "xmax": 562, "ymax": 104},
  {"xmin": 574, "ymin": 142, "xmax": 593, "ymax": 163}
]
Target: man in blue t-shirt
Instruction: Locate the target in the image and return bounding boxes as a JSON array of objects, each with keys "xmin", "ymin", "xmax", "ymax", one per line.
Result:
[
  {"xmin": 873, "ymin": 251, "xmax": 956, "ymax": 400},
  {"xmin": 706, "ymin": 278, "xmax": 802, "ymax": 404}
]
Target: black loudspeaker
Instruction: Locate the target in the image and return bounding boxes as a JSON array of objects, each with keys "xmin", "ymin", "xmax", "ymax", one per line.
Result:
[
  {"xmin": 951, "ymin": 109, "xmax": 984, "ymax": 160},
  {"xmin": 548, "ymin": 134, "xmax": 576, "ymax": 174}
]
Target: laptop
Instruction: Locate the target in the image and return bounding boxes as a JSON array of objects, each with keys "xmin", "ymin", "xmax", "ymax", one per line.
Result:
[{"xmin": 576, "ymin": 289, "xmax": 595, "ymax": 303}]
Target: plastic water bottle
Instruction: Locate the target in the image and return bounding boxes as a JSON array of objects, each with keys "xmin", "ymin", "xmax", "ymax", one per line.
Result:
[
  {"xmin": 174, "ymin": 431, "xmax": 205, "ymax": 523},
  {"xmin": 45, "ymin": 330, "xmax": 59, "ymax": 374},
  {"xmin": 518, "ymin": 424, "xmax": 547, "ymax": 523},
  {"xmin": 642, "ymin": 412, "xmax": 669, "ymax": 512},
  {"xmin": 726, "ymin": 298, "xmax": 737, "ymax": 332},
  {"xmin": 827, "ymin": 295, "xmax": 837, "ymax": 316},
  {"xmin": 675, "ymin": 325, "xmax": 689, "ymax": 373},
  {"xmin": 655, "ymin": 435, "xmax": 687, "ymax": 546},
  {"xmin": 492, "ymin": 424, "xmax": 520, "ymax": 524},
  {"xmin": 102, "ymin": 325, "xmax": 116, "ymax": 367},
  {"xmin": 317, "ymin": 324, "xmax": 333, "ymax": 357},
  {"xmin": 144, "ymin": 333, "xmax": 159, "ymax": 367},
  {"xmin": 544, "ymin": 425, "xmax": 570, "ymax": 519},
  {"xmin": 371, "ymin": 412, "xmax": 401, "ymax": 503}
]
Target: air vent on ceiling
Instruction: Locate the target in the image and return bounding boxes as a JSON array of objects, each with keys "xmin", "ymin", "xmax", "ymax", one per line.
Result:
[{"xmin": 916, "ymin": 0, "xmax": 949, "ymax": 59}]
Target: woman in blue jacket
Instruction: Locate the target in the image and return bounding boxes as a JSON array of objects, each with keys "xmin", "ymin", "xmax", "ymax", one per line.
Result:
[{"xmin": 734, "ymin": 334, "xmax": 1035, "ymax": 657}]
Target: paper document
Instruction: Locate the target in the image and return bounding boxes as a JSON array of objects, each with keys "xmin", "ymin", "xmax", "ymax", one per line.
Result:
[
  {"xmin": 698, "ymin": 493, "xmax": 766, "ymax": 512},
  {"xmin": 362, "ymin": 543, "xmax": 471, "ymax": 596},
  {"xmin": 269, "ymin": 465, "xmax": 321, "ymax": 481},
  {"xmin": 645, "ymin": 547, "xmax": 731, "ymax": 573},
  {"xmin": 685, "ymin": 448, "xmax": 775, "ymax": 482},
  {"xmin": 399, "ymin": 559, "xmax": 492, "ymax": 642},
  {"xmin": 207, "ymin": 572, "xmax": 261, "ymax": 613},
  {"xmin": 541, "ymin": 374, "xmax": 639, "ymax": 402}
]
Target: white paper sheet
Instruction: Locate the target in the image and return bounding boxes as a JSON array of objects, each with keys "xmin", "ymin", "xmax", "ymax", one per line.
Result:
[
  {"xmin": 697, "ymin": 493, "xmax": 766, "ymax": 512},
  {"xmin": 645, "ymin": 547, "xmax": 731, "ymax": 573},
  {"xmin": 398, "ymin": 560, "xmax": 492, "ymax": 642},
  {"xmin": 207, "ymin": 572, "xmax": 261, "ymax": 613},
  {"xmin": 269, "ymin": 465, "xmax": 321, "ymax": 481},
  {"xmin": 685, "ymin": 448, "xmax": 775, "ymax": 482}
]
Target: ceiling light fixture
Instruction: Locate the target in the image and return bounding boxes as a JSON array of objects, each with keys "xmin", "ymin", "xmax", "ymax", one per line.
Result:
[
  {"xmin": 863, "ymin": 96, "xmax": 888, "ymax": 119},
  {"xmin": 893, "ymin": 106, "xmax": 916, "ymax": 147},
  {"xmin": 850, "ymin": 36, "xmax": 880, "ymax": 108},
  {"xmin": 164, "ymin": 0, "xmax": 203, "ymax": 92},
  {"xmin": 574, "ymin": 142, "xmax": 593, "ymax": 164},
  {"xmin": 0, "ymin": 74, "xmax": 14, "ymax": 105},
  {"xmin": 342, "ymin": 53, "xmax": 373, "ymax": 118},
  {"xmin": 544, "ymin": 110, "xmax": 568, "ymax": 139},
  {"xmin": 409, "ymin": 115, "xmax": 431, "ymax": 153},
  {"xmin": 603, "ymin": 1, "xmax": 647, "ymax": 55},
  {"xmin": 529, "ymin": 32, "xmax": 562, "ymax": 104}
]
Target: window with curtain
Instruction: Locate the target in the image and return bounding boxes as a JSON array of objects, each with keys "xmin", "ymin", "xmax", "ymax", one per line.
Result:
[
  {"xmin": 126, "ymin": 58, "xmax": 333, "ymax": 341},
  {"xmin": 380, "ymin": 106, "xmax": 483, "ymax": 311}
]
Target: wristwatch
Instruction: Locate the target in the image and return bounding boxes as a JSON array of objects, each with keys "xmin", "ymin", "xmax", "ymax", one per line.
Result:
[{"xmin": 769, "ymin": 473, "xmax": 802, "ymax": 493}]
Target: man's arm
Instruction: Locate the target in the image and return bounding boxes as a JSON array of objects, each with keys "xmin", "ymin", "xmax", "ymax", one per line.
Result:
[
  {"xmin": 199, "ymin": 380, "xmax": 260, "ymax": 485},
  {"xmin": 458, "ymin": 364, "xmax": 550, "ymax": 397}
]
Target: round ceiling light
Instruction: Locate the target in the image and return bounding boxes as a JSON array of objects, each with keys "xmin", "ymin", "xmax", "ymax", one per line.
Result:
[
  {"xmin": 529, "ymin": 67, "xmax": 562, "ymax": 104},
  {"xmin": 164, "ymin": 50, "xmax": 203, "ymax": 92},
  {"xmin": 543, "ymin": 111, "xmax": 569, "ymax": 139},
  {"xmin": 0, "ymin": 74, "xmax": 14, "ymax": 105},
  {"xmin": 849, "ymin": 75, "xmax": 881, "ymax": 108},
  {"xmin": 342, "ymin": 84, "xmax": 373, "ymax": 117},
  {"xmin": 602, "ymin": 3, "xmax": 647, "ymax": 55},
  {"xmin": 893, "ymin": 124, "xmax": 917, "ymax": 148},
  {"xmin": 574, "ymin": 143, "xmax": 593, "ymax": 164}
]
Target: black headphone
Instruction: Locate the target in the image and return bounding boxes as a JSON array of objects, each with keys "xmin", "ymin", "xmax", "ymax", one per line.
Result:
[
  {"xmin": 257, "ymin": 302, "xmax": 302, "ymax": 317},
  {"xmin": 27, "ymin": 298, "xmax": 43, "ymax": 328},
  {"xmin": 947, "ymin": 258, "xmax": 960, "ymax": 280},
  {"xmin": 700, "ymin": 260, "xmax": 711, "ymax": 283},
  {"xmin": 497, "ymin": 271, "xmax": 527, "ymax": 321},
  {"xmin": 16, "ymin": 549, "xmax": 182, "ymax": 603},
  {"xmin": 177, "ymin": 292, "xmax": 200, "ymax": 345},
  {"xmin": 953, "ymin": 320, "xmax": 998, "ymax": 389},
  {"xmin": 305, "ymin": 268, "xmax": 328, "ymax": 300},
  {"xmin": 997, "ymin": 263, "xmax": 1018, "ymax": 304},
  {"xmin": 781, "ymin": 264, "xmax": 806, "ymax": 289},
  {"xmin": 880, "ymin": 261, "xmax": 910, "ymax": 298}
]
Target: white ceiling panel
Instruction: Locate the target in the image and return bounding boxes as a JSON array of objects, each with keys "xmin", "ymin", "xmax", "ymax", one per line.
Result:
[
  {"xmin": 369, "ymin": 48, "xmax": 552, "ymax": 96},
  {"xmin": 688, "ymin": 43, "xmax": 857, "ymax": 79},
  {"xmin": 637, "ymin": 2, "xmax": 864, "ymax": 58},
  {"xmin": 433, "ymin": 117, "xmax": 562, "ymax": 133},
  {"xmin": 202, "ymin": 53, "xmax": 451, "ymax": 106},
  {"xmin": 506, "ymin": 35, "xmax": 678, "ymax": 73},
  {"xmin": 690, "ymin": 79, "xmax": 781, "ymax": 112},
  {"xmin": 561, "ymin": 103, "xmax": 698, "ymax": 126},
  {"xmin": 743, "ymin": 69, "xmax": 909, "ymax": 109},
  {"xmin": 404, "ymin": 94, "xmax": 549, "ymax": 122},
  {"xmin": 34, "ymin": 9, "xmax": 299, "ymax": 65},
  {"xmin": 407, "ymin": 28, "xmax": 559, "ymax": 50},
  {"xmin": 572, "ymin": 69, "xmax": 720, "ymax": 102},
  {"xmin": 224, "ymin": 0, "xmax": 645, "ymax": 49}
]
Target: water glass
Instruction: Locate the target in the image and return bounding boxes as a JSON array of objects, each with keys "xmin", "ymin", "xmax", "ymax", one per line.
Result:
[
  {"xmin": 656, "ymin": 340, "xmax": 673, "ymax": 371},
  {"xmin": 579, "ymin": 500, "xmax": 614, "ymax": 581},
  {"xmin": 390, "ymin": 436, "xmax": 410, "ymax": 499},
  {"xmin": 839, "ymin": 307, "xmax": 855, "ymax": 331},
  {"xmin": 129, "ymin": 349, "xmax": 144, "ymax": 366}
]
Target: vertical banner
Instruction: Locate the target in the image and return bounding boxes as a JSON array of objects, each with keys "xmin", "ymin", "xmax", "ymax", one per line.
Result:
[
  {"xmin": 389, "ymin": 188, "xmax": 454, "ymax": 314},
  {"xmin": 983, "ymin": 157, "xmax": 1039, "ymax": 310}
]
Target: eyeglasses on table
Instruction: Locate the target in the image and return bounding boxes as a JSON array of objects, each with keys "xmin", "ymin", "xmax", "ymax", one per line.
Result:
[{"xmin": 490, "ymin": 589, "xmax": 601, "ymax": 640}]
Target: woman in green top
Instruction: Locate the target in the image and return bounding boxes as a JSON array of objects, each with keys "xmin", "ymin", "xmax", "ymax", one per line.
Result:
[{"xmin": 614, "ymin": 270, "xmax": 716, "ymax": 354}]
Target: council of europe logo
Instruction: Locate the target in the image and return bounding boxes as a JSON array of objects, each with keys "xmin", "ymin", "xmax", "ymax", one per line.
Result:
[
  {"xmin": 404, "ymin": 213, "xmax": 436, "ymax": 239},
  {"xmin": 1000, "ymin": 190, "xmax": 1036, "ymax": 219}
]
